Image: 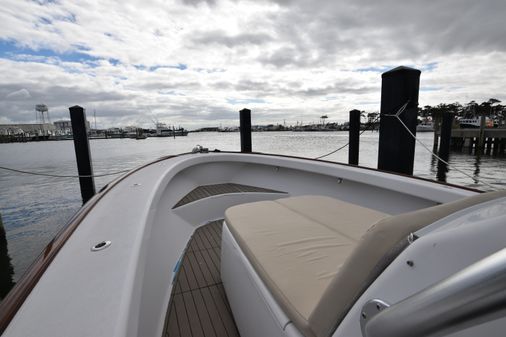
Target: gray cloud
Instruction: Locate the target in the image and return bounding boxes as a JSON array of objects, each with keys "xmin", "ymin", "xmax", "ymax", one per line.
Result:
[
  {"xmin": 179, "ymin": 0, "xmax": 216, "ymax": 6},
  {"xmin": 0, "ymin": 0, "xmax": 505, "ymax": 128},
  {"xmin": 263, "ymin": 0, "xmax": 506, "ymax": 60},
  {"xmin": 190, "ymin": 30, "xmax": 273, "ymax": 48}
]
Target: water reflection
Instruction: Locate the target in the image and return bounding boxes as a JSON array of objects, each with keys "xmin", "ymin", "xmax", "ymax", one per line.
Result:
[
  {"xmin": 0, "ymin": 214, "xmax": 15, "ymax": 300},
  {"xmin": 474, "ymin": 155, "xmax": 482, "ymax": 178},
  {"xmin": 430, "ymin": 152, "xmax": 438, "ymax": 173},
  {"xmin": 436, "ymin": 159, "xmax": 448, "ymax": 183}
]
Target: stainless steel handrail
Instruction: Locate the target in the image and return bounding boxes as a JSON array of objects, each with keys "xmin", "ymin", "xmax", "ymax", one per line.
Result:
[{"xmin": 362, "ymin": 248, "xmax": 506, "ymax": 337}]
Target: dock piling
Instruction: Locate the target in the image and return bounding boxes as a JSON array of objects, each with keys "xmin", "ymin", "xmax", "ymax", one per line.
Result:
[
  {"xmin": 239, "ymin": 108, "xmax": 252, "ymax": 153},
  {"xmin": 485, "ymin": 137, "xmax": 492, "ymax": 155},
  {"xmin": 493, "ymin": 138, "xmax": 500, "ymax": 156},
  {"xmin": 477, "ymin": 115, "xmax": 486, "ymax": 155},
  {"xmin": 348, "ymin": 109, "xmax": 360, "ymax": 165},
  {"xmin": 432, "ymin": 115, "xmax": 440, "ymax": 153},
  {"xmin": 436, "ymin": 113, "xmax": 454, "ymax": 182},
  {"xmin": 0, "ymin": 213, "xmax": 15, "ymax": 300},
  {"xmin": 377, "ymin": 66, "xmax": 421, "ymax": 175},
  {"xmin": 69, "ymin": 105, "xmax": 96, "ymax": 205}
]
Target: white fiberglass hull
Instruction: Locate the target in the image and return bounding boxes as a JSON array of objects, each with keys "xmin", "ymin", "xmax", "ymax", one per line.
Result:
[{"xmin": 4, "ymin": 152, "xmax": 501, "ymax": 337}]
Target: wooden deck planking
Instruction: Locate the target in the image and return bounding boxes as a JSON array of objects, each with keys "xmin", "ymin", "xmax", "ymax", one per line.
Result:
[
  {"xmin": 173, "ymin": 183, "xmax": 285, "ymax": 208},
  {"xmin": 164, "ymin": 220, "xmax": 240, "ymax": 337},
  {"xmin": 166, "ymin": 298, "xmax": 180, "ymax": 337}
]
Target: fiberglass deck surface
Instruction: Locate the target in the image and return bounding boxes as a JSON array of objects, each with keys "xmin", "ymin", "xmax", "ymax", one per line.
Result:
[{"xmin": 163, "ymin": 220, "xmax": 240, "ymax": 337}]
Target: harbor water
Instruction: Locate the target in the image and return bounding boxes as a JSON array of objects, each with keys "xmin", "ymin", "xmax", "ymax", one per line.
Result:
[{"xmin": 0, "ymin": 131, "xmax": 505, "ymax": 292}]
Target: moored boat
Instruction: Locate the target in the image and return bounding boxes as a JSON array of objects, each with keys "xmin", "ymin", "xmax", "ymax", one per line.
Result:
[
  {"xmin": 459, "ymin": 117, "xmax": 494, "ymax": 128},
  {"xmin": 416, "ymin": 121, "xmax": 434, "ymax": 132},
  {"xmin": 1, "ymin": 151, "xmax": 505, "ymax": 337}
]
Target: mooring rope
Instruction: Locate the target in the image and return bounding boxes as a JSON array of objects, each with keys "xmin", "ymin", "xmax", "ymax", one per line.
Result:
[
  {"xmin": 385, "ymin": 104, "xmax": 498, "ymax": 190},
  {"xmin": 314, "ymin": 142, "xmax": 350, "ymax": 160},
  {"xmin": 0, "ymin": 165, "xmax": 130, "ymax": 178},
  {"xmin": 314, "ymin": 114, "xmax": 383, "ymax": 160},
  {"xmin": 316, "ymin": 101, "xmax": 497, "ymax": 190},
  {"xmin": 314, "ymin": 101, "xmax": 409, "ymax": 159}
]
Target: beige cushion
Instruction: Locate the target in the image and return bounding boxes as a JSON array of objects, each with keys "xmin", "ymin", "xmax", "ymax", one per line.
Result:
[
  {"xmin": 225, "ymin": 195, "xmax": 388, "ymax": 337},
  {"xmin": 225, "ymin": 191, "xmax": 506, "ymax": 337},
  {"xmin": 310, "ymin": 189, "xmax": 506, "ymax": 337}
]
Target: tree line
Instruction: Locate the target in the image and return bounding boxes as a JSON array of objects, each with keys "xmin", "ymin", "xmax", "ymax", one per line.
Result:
[{"xmin": 419, "ymin": 98, "xmax": 504, "ymax": 121}]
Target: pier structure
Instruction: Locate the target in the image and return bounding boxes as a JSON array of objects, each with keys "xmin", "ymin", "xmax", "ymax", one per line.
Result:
[{"xmin": 448, "ymin": 128, "xmax": 506, "ymax": 155}]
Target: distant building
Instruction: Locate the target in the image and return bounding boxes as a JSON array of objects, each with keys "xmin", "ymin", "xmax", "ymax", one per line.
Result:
[
  {"xmin": 0, "ymin": 123, "xmax": 55, "ymax": 136},
  {"xmin": 53, "ymin": 120, "xmax": 90, "ymax": 134},
  {"xmin": 123, "ymin": 126, "xmax": 138, "ymax": 133}
]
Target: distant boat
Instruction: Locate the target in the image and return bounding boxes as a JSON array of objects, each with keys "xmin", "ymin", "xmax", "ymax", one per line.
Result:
[
  {"xmin": 155, "ymin": 123, "xmax": 188, "ymax": 137},
  {"xmin": 459, "ymin": 117, "xmax": 481, "ymax": 128},
  {"xmin": 459, "ymin": 117, "xmax": 494, "ymax": 129},
  {"xmin": 416, "ymin": 121, "xmax": 434, "ymax": 132},
  {"xmin": 127, "ymin": 128, "xmax": 147, "ymax": 140}
]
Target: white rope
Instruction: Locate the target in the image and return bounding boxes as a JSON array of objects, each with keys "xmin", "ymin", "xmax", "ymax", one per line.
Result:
[
  {"xmin": 387, "ymin": 108, "xmax": 498, "ymax": 190},
  {"xmin": 316, "ymin": 100, "xmax": 497, "ymax": 190}
]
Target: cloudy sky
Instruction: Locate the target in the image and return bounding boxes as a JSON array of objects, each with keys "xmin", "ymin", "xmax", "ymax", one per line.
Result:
[{"xmin": 0, "ymin": 0, "xmax": 505, "ymax": 129}]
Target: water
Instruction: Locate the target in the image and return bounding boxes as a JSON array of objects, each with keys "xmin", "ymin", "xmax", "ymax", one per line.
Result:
[{"xmin": 0, "ymin": 131, "xmax": 504, "ymax": 289}]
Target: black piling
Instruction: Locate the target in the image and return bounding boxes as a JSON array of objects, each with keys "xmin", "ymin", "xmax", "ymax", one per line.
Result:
[
  {"xmin": 0, "ymin": 213, "xmax": 15, "ymax": 300},
  {"xmin": 477, "ymin": 115, "xmax": 486, "ymax": 155},
  {"xmin": 432, "ymin": 114, "xmax": 441, "ymax": 153},
  {"xmin": 348, "ymin": 109, "xmax": 361, "ymax": 165},
  {"xmin": 69, "ymin": 105, "xmax": 96, "ymax": 205},
  {"xmin": 239, "ymin": 108, "xmax": 252, "ymax": 153},
  {"xmin": 485, "ymin": 137, "xmax": 492, "ymax": 155},
  {"xmin": 377, "ymin": 66, "xmax": 421, "ymax": 175},
  {"xmin": 493, "ymin": 138, "xmax": 500, "ymax": 156},
  {"xmin": 436, "ymin": 113, "xmax": 454, "ymax": 182}
]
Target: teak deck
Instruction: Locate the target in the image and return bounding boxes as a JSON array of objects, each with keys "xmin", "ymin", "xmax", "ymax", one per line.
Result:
[{"xmin": 163, "ymin": 220, "xmax": 240, "ymax": 337}]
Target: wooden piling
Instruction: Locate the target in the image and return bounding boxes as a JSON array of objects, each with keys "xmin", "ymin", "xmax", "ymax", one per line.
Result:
[
  {"xmin": 493, "ymin": 138, "xmax": 500, "ymax": 156},
  {"xmin": 485, "ymin": 137, "xmax": 492, "ymax": 155},
  {"xmin": 378, "ymin": 66, "xmax": 421, "ymax": 175},
  {"xmin": 239, "ymin": 108, "xmax": 252, "ymax": 153},
  {"xmin": 468, "ymin": 138, "xmax": 475, "ymax": 154},
  {"xmin": 0, "ymin": 213, "xmax": 15, "ymax": 300},
  {"xmin": 432, "ymin": 115, "xmax": 440, "ymax": 153},
  {"xmin": 348, "ymin": 109, "xmax": 360, "ymax": 165},
  {"xmin": 477, "ymin": 115, "xmax": 486, "ymax": 155},
  {"xmin": 69, "ymin": 106, "xmax": 96, "ymax": 205},
  {"xmin": 436, "ymin": 113, "xmax": 453, "ymax": 182}
]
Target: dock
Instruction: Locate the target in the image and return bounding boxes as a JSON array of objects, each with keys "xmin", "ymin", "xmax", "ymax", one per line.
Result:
[{"xmin": 446, "ymin": 128, "xmax": 506, "ymax": 155}]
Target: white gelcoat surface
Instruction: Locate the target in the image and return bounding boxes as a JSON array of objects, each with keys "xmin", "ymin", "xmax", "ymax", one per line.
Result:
[
  {"xmin": 3, "ymin": 152, "xmax": 475, "ymax": 337},
  {"xmin": 334, "ymin": 198, "xmax": 506, "ymax": 337}
]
